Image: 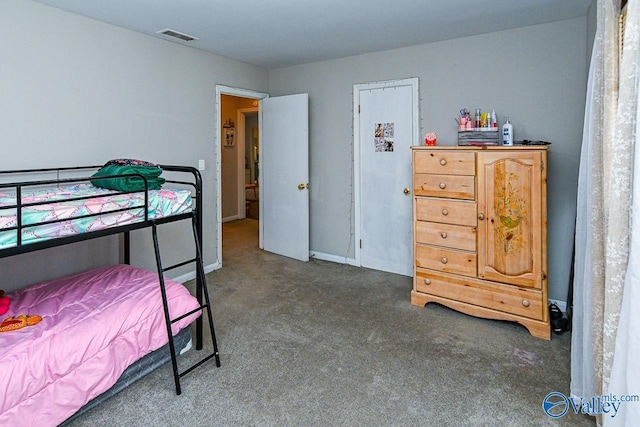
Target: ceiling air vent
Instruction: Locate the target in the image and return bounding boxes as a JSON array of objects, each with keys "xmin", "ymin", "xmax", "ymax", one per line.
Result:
[{"xmin": 156, "ymin": 29, "xmax": 199, "ymax": 42}]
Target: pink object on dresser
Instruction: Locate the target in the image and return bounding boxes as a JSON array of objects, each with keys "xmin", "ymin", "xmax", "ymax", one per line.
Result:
[{"xmin": 0, "ymin": 264, "xmax": 201, "ymax": 427}]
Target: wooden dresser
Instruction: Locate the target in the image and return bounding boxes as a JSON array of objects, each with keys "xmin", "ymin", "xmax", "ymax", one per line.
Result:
[{"xmin": 411, "ymin": 146, "xmax": 550, "ymax": 339}]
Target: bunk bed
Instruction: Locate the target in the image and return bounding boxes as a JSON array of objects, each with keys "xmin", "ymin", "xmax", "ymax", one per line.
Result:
[{"xmin": 0, "ymin": 162, "xmax": 220, "ymax": 426}]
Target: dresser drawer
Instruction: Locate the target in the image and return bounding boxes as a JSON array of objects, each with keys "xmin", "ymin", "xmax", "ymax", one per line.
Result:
[
  {"xmin": 414, "ymin": 173, "xmax": 475, "ymax": 200},
  {"xmin": 414, "ymin": 151, "xmax": 475, "ymax": 175},
  {"xmin": 415, "ymin": 245, "xmax": 476, "ymax": 277},
  {"xmin": 415, "ymin": 197, "xmax": 477, "ymax": 226},
  {"xmin": 415, "ymin": 221, "xmax": 476, "ymax": 251},
  {"xmin": 414, "ymin": 268, "xmax": 544, "ymax": 320}
]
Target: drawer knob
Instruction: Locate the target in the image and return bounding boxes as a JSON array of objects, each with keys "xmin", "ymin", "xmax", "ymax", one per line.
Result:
[
  {"xmin": 441, "ymin": 257, "xmax": 448, "ymax": 264},
  {"xmin": 522, "ymin": 299, "xmax": 530, "ymax": 307},
  {"xmin": 440, "ymin": 159, "xmax": 447, "ymax": 166},
  {"xmin": 440, "ymin": 232, "xmax": 448, "ymax": 239},
  {"xmin": 439, "ymin": 182, "xmax": 447, "ymax": 189},
  {"xmin": 441, "ymin": 209, "xmax": 449, "ymax": 216},
  {"xmin": 424, "ymin": 278, "xmax": 431, "ymax": 285},
  {"xmin": 478, "ymin": 213, "xmax": 485, "ymax": 220}
]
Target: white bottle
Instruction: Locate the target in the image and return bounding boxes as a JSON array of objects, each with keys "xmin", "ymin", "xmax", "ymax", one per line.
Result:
[{"xmin": 502, "ymin": 117, "xmax": 513, "ymax": 146}]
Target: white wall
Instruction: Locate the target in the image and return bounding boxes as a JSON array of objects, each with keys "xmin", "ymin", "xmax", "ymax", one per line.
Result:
[
  {"xmin": 0, "ymin": 0, "xmax": 268, "ymax": 289},
  {"xmin": 268, "ymin": 17, "xmax": 588, "ymax": 304}
]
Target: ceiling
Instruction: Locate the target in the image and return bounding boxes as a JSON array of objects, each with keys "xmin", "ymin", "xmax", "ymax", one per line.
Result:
[{"xmin": 34, "ymin": 0, "xmax": 593, "ymax": 69}]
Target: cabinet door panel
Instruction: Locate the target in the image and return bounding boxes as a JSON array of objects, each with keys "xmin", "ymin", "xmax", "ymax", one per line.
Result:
[{"xmin": 477, "ymin": 152, "xmax": 544, "ymax": 288}]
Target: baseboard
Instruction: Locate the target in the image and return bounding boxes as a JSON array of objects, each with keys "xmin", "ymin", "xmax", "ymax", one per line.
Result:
[
  {"xmin": 172, "ymin": 262, "xmax": 220, "ymax": 283},
  {"xmin": 310, "ymin": 251, "xmax": 357, "ymax": 266},
  {"xmin": 222, "ymin": 215, "xmax": 241, "ymax": 223},
  {"xmin": 548, "ymin": 299, "xmax": 567, "ymax": 312}
]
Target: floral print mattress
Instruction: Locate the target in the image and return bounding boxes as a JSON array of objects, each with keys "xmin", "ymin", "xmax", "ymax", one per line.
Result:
[{"xmin": 0, "ymin": 183, "xmax": 192, "ymax": 249}]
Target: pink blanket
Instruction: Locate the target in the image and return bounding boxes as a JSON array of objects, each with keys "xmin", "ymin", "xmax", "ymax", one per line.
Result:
[{"xmin": 0, "ymin": 265, "xmax": 201, "ymax": 426}]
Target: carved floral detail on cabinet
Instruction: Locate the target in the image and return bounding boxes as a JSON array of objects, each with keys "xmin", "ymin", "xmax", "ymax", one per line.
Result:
[{"xmin": 493, "ymin": 168, "xmax": 527, "ymax": 255}]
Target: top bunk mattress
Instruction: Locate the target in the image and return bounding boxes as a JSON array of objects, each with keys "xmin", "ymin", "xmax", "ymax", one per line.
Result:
[{"xmin": 0, "ymin": 183, "xmax": 192, "ymax": 249}]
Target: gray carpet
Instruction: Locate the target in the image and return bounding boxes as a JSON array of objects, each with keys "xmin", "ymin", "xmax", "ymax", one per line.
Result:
[{"xmin": 66, "ymin": 219, "xmax": 594, "ymax": 426}]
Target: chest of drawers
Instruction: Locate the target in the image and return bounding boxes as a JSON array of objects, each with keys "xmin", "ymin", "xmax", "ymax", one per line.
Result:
[{"xmin": 411, "ymin": 146, "xmax": 550, "ymax": 339}]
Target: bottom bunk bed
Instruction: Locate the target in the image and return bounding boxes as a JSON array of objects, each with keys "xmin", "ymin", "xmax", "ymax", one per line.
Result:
[
  {"xmin": 61, "ymin": 327, "xmax": 192, "ymax": 426},
  {"xmin": 0, "ymin": 264, "xmax": 201, "ymax": 426}
]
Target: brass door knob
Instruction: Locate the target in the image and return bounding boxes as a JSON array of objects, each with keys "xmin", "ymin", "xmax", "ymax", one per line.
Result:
[
  {"xmin": 298, "ymin": 183, "xmax": 307, "ymax": 190},
  {"xmin": 440, "ymin": 232, "xmax": 448, "ymax": 239},
  {"xmin": 424, "ymin": 278, "xmax": 431, "ymax": 285},
  {"xmin": 441, "ymin": 209, "xmax": 449, "ymax": 216},
  {"xmin": 478, "ymin": 213, "xmax": 485, "ymax": 220},
  {"xmin": 441, "ymin": 257, "xmax": 448, "ymax": 264},
  {"xmin": 439, "ymin": 182, "xmax": 447, "ymax": 189},
  {"xmin": 440, "ymin": 159, "xmax": 447, "ymax": 166},
  {"xmin": 403, "ymin": 188, "xmax": 410, "ymax": 195},
  {"xmin": 522, "ymin": 299, "xmax": 530, "ymax": 307}
]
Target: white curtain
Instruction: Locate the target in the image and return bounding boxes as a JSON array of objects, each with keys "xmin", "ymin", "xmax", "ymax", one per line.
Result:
[
  {"xmin": 606, "ymin": 1, "xmax": 640, "ymax": 425},
  {"xmin": 571, "ymin": 0, "xmax": 619, "ymax": 404},
  {"xmin": 572, "ymin": 0, "xmax": 639, "ymax": 425}
]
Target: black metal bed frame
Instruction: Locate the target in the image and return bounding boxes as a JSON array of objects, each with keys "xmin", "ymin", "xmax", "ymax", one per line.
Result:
[{"xmin": 0, "ymin": 164, "xmax": 220, "ymax": 395}]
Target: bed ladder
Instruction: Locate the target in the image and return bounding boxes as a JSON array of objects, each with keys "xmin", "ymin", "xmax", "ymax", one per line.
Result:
[{"xmin": 150, "ymin": 216, "xmax": 221, "ymax": 395}]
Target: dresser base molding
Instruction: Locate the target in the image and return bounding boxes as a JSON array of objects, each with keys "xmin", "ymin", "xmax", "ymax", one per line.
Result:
[{"xmin": 411, "ymin": 291, "xmax": 551, "ymax": 340}]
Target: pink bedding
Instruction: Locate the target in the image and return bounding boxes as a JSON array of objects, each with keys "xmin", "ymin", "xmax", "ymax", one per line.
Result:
[{"xmin": 0, "ymin": 264, "xmax": 201, "ymax": 426}]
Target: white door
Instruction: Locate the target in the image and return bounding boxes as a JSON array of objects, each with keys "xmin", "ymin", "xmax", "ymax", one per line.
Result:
[
  {"xmin": 355, "ymin": 79, "xmax": 419, "ymax": 276},
  {"xmin": 261, "ymin": 93, "xmax": 310, "ymax": 261}
]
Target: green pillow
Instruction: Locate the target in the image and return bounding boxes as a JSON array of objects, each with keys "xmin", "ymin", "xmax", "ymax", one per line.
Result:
[{"xmin": 91, "ymin": 163, "xmax": 165, "ymax": 191}]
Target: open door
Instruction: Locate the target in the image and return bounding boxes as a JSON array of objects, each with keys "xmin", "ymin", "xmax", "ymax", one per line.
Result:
[{"xmin": 260, "ymin": 93, "xmax": 309, "ymax": 261}]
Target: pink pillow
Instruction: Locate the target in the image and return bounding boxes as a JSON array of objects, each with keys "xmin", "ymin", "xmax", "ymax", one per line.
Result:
[{"xmin": 0, "ymin": 296, "xmax": 9, "ymax": 316}]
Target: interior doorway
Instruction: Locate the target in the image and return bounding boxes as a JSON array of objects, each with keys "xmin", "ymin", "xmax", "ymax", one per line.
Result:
[
  {"xmin": 220, "ymin": 95, "xmax": 259, "ymax": 223},
  {"xmin": 216, "ymin": 86, "xmax": 268, "ymax": 266},
  {"xmin": 216, "ymin": 85, "xmax": 310, "ymax": 267}
]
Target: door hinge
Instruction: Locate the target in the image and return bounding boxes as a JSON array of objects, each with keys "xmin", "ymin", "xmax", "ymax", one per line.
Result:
[
  {"xmin": 541, "ymin": 160, "xmax": 545, "ymax": 172},
  {"xmin": 359, "ymin": 239, "xmax": 362, "ymax": 248},
  {"xmin": 358, "ymin": 105, "xmax": 361, "ymax": 114}
]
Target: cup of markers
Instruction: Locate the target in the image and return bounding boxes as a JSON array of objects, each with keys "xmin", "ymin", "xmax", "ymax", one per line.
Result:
[{"xmin": 457, "ymin": 108, "xmax": 473, "ymax": 130}]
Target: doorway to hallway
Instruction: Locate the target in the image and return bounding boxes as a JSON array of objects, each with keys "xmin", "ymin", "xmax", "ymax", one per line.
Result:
[
  {"xmin": 218, "ymin": 89, "xmax": 266, "ymax": 266},
  {"xmin": 216, "ymin": 86, "xmax": 310, "ymax": 266}
]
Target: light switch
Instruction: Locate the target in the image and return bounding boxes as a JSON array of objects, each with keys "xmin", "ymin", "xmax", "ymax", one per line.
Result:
[{"xmin": 198, "ymin": 159, "xmax": 205, "ymax": 171}]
